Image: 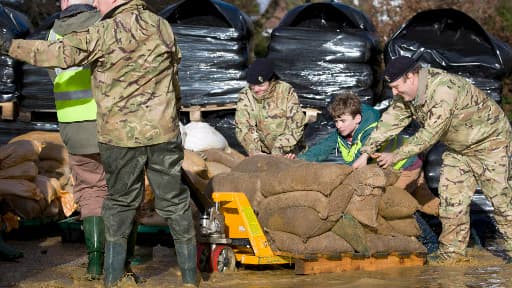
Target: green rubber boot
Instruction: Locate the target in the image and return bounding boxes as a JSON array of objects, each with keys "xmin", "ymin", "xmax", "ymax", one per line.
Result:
[
  {"xmin": 82, "ymin": 216, "xmax": 105, "ymax": 280},
  {"xmin": 175, "ymin": 241, "xmax": 199, "ymax": 287},
  {"xmin": 331, "ymin": 214, "xmax": 369, "ymax": 256},
  {"xmin": 0, "ymin": 234, "xmax": 23, "ymax": 261}
]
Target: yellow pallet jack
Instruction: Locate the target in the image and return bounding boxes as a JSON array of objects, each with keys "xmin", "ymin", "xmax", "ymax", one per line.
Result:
[{"xmin": 197, "ymin": 192, "xmax": 292, "ymax": 272}]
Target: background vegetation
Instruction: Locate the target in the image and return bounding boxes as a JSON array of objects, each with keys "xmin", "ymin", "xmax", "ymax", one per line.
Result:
[{"xmin": 6, "ymin": 0, "xmax": 512, "ymax": 117}]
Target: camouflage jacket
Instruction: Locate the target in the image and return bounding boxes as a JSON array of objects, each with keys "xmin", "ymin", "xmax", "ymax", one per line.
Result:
[
  {"xmin": 361, "ymin": 68, "xmax": 512, "ymax": 162},
  {"xmin": 235, "ymin": 80, "xmax": 306, "ymax": 155},
  {"xmin": 9, "ymin": 0, "xmax": 181, "ymax": 147}
]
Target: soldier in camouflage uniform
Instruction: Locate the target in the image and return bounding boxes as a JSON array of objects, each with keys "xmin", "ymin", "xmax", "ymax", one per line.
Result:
[
  {"xmin": 235, "ymin": 58, "xmax": 306, "ymax": 156},
  {"xmin": 0, "ymin": 0, "xmax": 198, "ymax": 286},
  {"xmin": 355, "ymin": 56, "xmax": 512, "ymax": 264}
]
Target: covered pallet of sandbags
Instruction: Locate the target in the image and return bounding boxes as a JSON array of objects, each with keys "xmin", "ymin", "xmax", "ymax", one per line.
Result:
[
  {"xmin": 19, "ymin": 13, "xmax": 59, "ymax": 111},
  {"xmin": 0, "ymin": 4, "xmax": 32, "ymax": 102},
  {"xmin": 384, "ymin": 8, "xmax": 512, "ymax": 104},
  {"xmin": 208, "ymin": 157, "xmax": 427, "ymax": 256},
  {"xmin": 267, "ymin": 2, "xmax": 380, "ymax": 108},
  {"xmin": 160, "ymin": 0, "xmax": 253, "ymax": 106}
]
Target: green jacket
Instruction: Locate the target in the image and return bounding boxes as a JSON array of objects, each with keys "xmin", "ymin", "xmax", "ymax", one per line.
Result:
[
  {"xmin": 361, "ymin": 68, "xmax": 512, "ymax": 161},
  {"xmin": 235, "ymin": 80, "xmax": 306, "ymax": 155},
  {"xmin": 9, "ymin": 0, "xmax": 181, "ymax": 147}
]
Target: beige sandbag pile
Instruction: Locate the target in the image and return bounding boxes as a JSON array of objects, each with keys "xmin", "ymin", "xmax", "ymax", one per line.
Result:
[
  {"xmin": 0, "ymin": 132, "xmax": 76, "ymax": 222},
  {"xmin": 208, "ymin": 156, "xmax": 427, "ymax": 256}
]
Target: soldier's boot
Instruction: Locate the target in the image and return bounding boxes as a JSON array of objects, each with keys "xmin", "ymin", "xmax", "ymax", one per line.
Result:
[
  {"xmin": 175, "ymin": 241, "xmax": 199, "ymax": 287},
  {"xmin": 427, "ymin": 250, "xmax": 469, "ymax": 265},
  {"xmin": 124, "ymin": 223, "xmax": 144, "ymax": 284},
  {"xmin": 331, "ymin": 214, "xmax": 369, "ymax": 256},
  {"xmin": 0, "ymin": 234, "xmax": 23, "ymax": 261},
  {"xmin": 414, "ymin": 213, "xmax": 439, "ymax": 254},
  {"xmin": 104, "ymin": 240, "xmax": 127, "ymax": 287},
  {"xmin": 82, "ymin": 216, "xmax": 105, "ymax": 280}
]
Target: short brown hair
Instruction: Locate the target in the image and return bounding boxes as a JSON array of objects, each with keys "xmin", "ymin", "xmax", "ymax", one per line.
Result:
[{"xmin": 327, "ymin": 92, "xmax": 361, "ymax": 119}]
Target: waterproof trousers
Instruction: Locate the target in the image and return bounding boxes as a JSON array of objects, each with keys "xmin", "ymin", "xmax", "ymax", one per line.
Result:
[{"xmin": 99, "ymin": 139, "xmax": 197, "ymax": 287}]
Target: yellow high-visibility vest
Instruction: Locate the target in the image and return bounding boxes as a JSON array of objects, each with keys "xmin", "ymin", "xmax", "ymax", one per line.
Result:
[{"xmin": 48, "ymin": 30, "xmax": 96, "ymax": 123}]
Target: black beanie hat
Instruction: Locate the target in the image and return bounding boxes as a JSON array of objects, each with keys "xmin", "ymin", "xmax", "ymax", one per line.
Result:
[
  {"xmin": 384, "ymin": 56, "xmax": 418, "ymax": 83},
  {"xmin": 247, "ymin": 58, "xmax": 274, "ymax": 84}
]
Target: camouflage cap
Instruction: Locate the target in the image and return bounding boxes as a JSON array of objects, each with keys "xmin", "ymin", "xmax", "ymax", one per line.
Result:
[
  {"xmin": 384, "ymin": 56, "xmax": 417, "ymax": 83},
  {"xmin": 247, "ymin": 58, "xmax": 274, "ymax": 84}
]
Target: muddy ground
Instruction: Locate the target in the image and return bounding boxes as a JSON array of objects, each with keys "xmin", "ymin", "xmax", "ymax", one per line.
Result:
[{"xmin": 1, "ymin": 231, "xmax": 511, "ymax": 288}]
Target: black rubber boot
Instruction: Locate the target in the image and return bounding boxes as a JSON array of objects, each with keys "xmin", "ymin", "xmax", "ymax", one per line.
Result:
[
  {"xmin": 0, "ymin": 234, "xmax": 23, "ymax": 261},
  {"xmin": 175, "ymin": 241, "xmax": 199, "ymax": 287},
  {"xmin": 124, "ymin": 223, "xmax": 144, "ymax": 284},
  {"xmin": 103, "ymin": 241, "xmax": 127, "ymax": 287},
  {"xmin": 414, "ymin": 213, "xmax": 439, "ymax": 254},
  {"xmin": 82, "ymin": 216, "xmax": 105, "ymax": 280}
]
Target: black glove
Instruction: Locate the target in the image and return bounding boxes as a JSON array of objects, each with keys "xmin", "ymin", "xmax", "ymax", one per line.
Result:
[{"xmin": 0, "ymin": 28, "xmax": 14, "ymax": 54}]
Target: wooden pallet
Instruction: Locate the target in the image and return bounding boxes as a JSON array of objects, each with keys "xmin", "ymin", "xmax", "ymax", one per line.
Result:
[
  {"xmin": 180, "ymin": 104, "xmax": 322, "ymax": 123},
  {"xmin": 278, "ymin": 252, "xmax": 426, "ymax": 275},
  {"xmin": 180, "ymin": 103, "xmax": 237, "ymax": 122},
  {"xmin": 0, "ymin": 101, "xmax": 16, "ymax": 120},
  {"xmin": 18, "ymin": 108, "xmax": 57, "ymax": 122}
]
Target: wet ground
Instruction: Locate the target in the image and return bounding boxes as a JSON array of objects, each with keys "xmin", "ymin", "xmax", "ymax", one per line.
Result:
[{"xmin": 1, "ymin": 233, "xmax": 511, "ymax": 288}]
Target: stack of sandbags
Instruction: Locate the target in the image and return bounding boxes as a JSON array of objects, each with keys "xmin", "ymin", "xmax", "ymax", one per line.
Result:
[
  {"xmin": 0, "ymin": 131, "xmax": 75, "ymax": 223},
  {"xmin": 208, "ymin": 156, "xmax": 427, "ymax": 256}
]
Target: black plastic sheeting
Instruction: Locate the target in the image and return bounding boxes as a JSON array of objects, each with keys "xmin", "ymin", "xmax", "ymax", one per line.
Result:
[
  {"xmin": 160, "ymin": 0, "xmax": 253, "ymax": 106},
  {"xmin": 267, "ymin": 2, "xmax": 380, "ymax": 108},
  {"xmin": 384, "ymin": 8, "xmax": 512, "ymax": 104},
  {"xmin": 0, "ymin": 4, "xmax": 32, "ymax": 102}
]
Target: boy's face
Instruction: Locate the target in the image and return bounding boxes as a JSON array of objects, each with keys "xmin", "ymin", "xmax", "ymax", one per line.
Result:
[{"xmin": 334, "ymin": 113, "xmax": 361, "ymax": 138}]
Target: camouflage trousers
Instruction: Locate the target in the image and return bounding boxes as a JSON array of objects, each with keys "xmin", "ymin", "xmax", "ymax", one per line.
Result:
[{"xmin": 438, "ymin": 140, "xmax": 512, "ymax": 256}]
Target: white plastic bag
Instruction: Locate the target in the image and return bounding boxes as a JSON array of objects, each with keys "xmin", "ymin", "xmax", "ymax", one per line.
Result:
[{"xmin": 183, "ymin": 122, "xmax": 228, "ymax": 152}]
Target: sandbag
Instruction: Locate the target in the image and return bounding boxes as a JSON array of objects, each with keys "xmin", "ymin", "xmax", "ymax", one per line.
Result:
[
  {"xmin": 343, "ymin": 164, "xmax": 388, "ymax": 189},
  {"xmin": 205, "ymin": 161, "xmax": 231, "ymax": 178},
  {"xmin": 183, "ymin": 149, "xmax": 208, "ymax": 180},
  {"xmin": 0, "ymin": 179, "xmax": 42, "ymax": 200},
  {"xmin": 0, "ymin": 140, "xmax": 41, "ymax": 169},
  {"xmin": 58, "ymin": 188, "xmax": 76, "ymax": 217},
  {"xmin": 326, "ymin": 183, "xmax": 355, "ymax": 221},
  {"xmin": 387, "ymin": 217, "xmax": 421, "ymax": 237},
  {"xmin": 259, "ymin": 206, "xmax": 336, "ymax": 240},
  {"xmin": 371, "ymin": 215, "xmax": 400, "ymax": 236},
  {"xmin": 366, "ymin": 234, "xmax": 427, "ymax": 254},
  {"xmin": 37, "ymin": 159, "xmax": 64, "ymax": 174},
  {"xmin": 183, "ymin": 122, "xmax": 228, "ymax": 151},
  {"xmin": 331, "ymin": 214, "xmax": 369, "ymax": 254},
  {"xmin": 203, "ymin": 147, "xmax": 246, "ymax": 168},
  {"xmin": 231, "ymin": 155, "xmax": 297, "ymax": 173},
  {"xmin": 345, "ymin": 187, "xmax": 382, "ymax": 228},
  {"xmin": 8, "ymin": 131, "xmax": 64, "ymax": 145},
  {"xmin": 1, "ymin": 195, "xmax": 47, "ymax": 219},
  {"xmin": 259, "ymin": 191, "xmax": 329, "ymax": 220},
  {"xmin": 42, "ymin": 198, "xmax": 60, "ymax": 217},
  {"xmin": 183, "ymin": 169, "xmax": 209, "ymax": 194},
  {"xmin": 207, "ymin": 171, "xmax": 265, "ymax": 212},
  {"xmin": 39, "ymin": 142, "xmax": 68, "ymax": 163},
  {"xmin": 34, "ymin": 175, "xmax": 59, "ymax": 204},
  {"xmin": 259, "ymin": 162, "xmax": 351, "ymax": 197},
  {"xmin": 0, "ymin": 161, "xmax": 38, "ymax": 180},
  {"xmin": 379, "ymin": 186, "xmax": 419, "ymax": 220},
  {"xmin": 267, "ymin": 230, "xmax": 353, "ymax": 256}
]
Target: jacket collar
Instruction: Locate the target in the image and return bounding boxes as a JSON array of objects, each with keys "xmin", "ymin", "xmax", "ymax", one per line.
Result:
[
  {"xmin": 60, "ymin": 4, "xmax": 95, "ymax": 19},
  {"xmin": 414, "ymin": 68, "xmax": 428, "ymax": 106},
  {"xmin": 101, "ymin": 0, "xmax": 145, "ymax": 21}
]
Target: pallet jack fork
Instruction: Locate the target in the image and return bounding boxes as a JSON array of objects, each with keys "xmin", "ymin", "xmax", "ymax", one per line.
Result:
[{"xmin": 197, "ymin": 192, "xmax": 292, "ymax": 272}]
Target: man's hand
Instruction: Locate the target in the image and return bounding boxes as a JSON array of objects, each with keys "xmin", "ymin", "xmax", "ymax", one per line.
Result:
[
  {"xmin": 352, "ymin": 153, "xmax": 369, "ymax": 169},
  {"xmin": 0, "ymin": 28, "xmax": 14, "ymax": 54},
  {"xmin": 284, "ymin": 153, "xmax": 296, "ymax": 159},
  {"xmin": 372, "ymin": 152, "xmax": 395, "ymax": 168}
]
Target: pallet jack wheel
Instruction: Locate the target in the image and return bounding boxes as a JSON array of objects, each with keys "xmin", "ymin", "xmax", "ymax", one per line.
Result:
[
  {"xmin": 211, "ymin": 245, "xmax": 236, "ymax": 272},
  {"xmin": 197, "ymin": 244, "xmax": 211, "ymax": 272}
]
